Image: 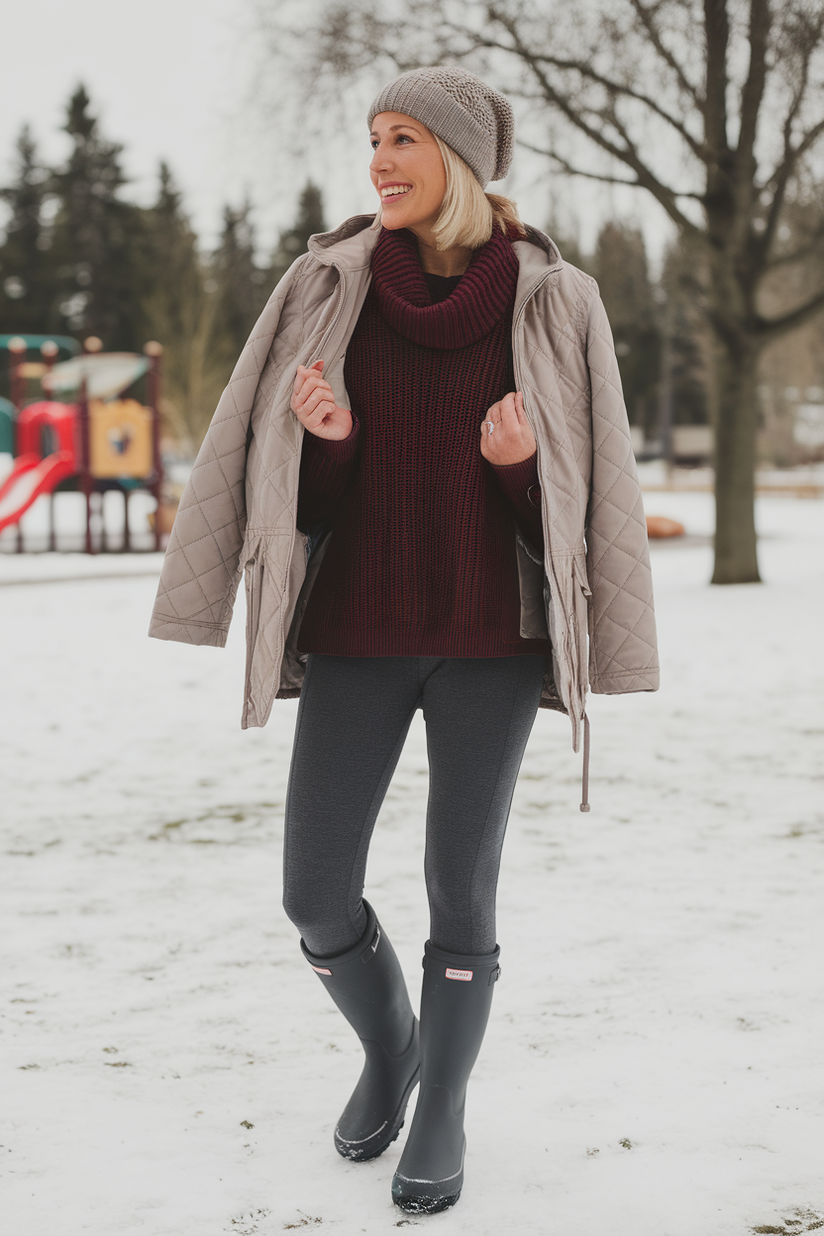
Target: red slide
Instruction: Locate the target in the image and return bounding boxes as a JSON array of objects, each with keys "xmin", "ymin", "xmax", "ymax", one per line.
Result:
[{"xmin": 0, "ymin": 451, "xmax": 76, "ymax": 534}]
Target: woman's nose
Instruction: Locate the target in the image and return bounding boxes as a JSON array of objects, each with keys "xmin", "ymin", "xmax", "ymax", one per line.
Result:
[{"xmin": 370, "ymin": 142, "xmax": 392, "ymax": 174}]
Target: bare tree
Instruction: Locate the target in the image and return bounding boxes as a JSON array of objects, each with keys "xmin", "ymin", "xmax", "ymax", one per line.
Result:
[{"xmin": 261, "ymin": 0, "xmax": 824, "ymax": 583}]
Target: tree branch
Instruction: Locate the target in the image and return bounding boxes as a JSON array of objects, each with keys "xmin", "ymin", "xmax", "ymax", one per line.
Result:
[
  {"xmin": 737, "ymin": 0, "xmax": 770, "ymax": 165},
  {"xmin": 518, "ymin": 141, "xmax": 639, "ymax": 186},
  {"xmin": 756, "ymin": 286, "xmax": 824, "ymax": 340},
  {"xmin": 515, "ymin": 48, "xmax": 710, "ymax": 163},
  {"xmin": 519, "ymin": 139, "xmax": 704, "ymax": 198},
  {"xmin": 628, "ymin": 0, "xmax": 701, "ymax": 104},
  {"xmin": 759, "ymin": 11, "xmax": 824, "ymax": 262},
  {"xmin": 703, "ymin": 0, "xmax": 731, "ymax": 156},
  {"xmin": 764, "ymin": 221, "xmax": 824, "ymax": 270},
  {"xmin": 481, "ymin": 6, "xmax": 703, "ymax": 236}
]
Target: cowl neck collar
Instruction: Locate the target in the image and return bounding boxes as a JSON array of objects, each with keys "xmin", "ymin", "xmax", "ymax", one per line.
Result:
[{"xmin": 370, "ymin": 225, "xmax": 518, "ymax": 350}]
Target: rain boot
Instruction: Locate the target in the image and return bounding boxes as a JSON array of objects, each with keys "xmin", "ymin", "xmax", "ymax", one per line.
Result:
[
  {"xmin": 391, "ymin": 941, "xmax": 501, "ymax": 1213},
  {"xmin": 301, "ymin": 901, "xmax": 420, "ymax": 1162}
]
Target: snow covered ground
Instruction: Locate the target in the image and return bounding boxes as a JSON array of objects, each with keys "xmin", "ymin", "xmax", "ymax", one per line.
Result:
[{"xmin": 2, "ymin": 490, "xmax": 823, "ymax": 1236}]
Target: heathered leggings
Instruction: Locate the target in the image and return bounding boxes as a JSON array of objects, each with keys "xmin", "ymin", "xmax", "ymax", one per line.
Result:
[{"xmin": 282, "ymin": 653, "xmax": 545, "ymax": 958}]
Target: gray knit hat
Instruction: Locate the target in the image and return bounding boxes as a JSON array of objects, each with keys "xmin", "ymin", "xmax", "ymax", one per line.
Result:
[{"xmin": 367, "ymin": 66, "xmax": 514, "ymax": 187}]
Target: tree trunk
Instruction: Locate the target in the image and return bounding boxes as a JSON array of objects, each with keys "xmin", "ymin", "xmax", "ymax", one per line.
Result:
[{"xmin": 711, "ymin": 330, "xmax": 761, "ymax": 584}]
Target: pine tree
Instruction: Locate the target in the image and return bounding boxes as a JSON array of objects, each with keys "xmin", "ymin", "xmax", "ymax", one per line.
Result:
[
  {"xmin": 141, "ymin": 162, "xmax": 226, "ymax": 450},
  {"xmin": 143, "ymin": 162, "xmax": 204, "ymax": 347},
  {"xmin": 593, "ymin": 222, "xmax": 660, "ymax": 434},
  {"xmin": 268, "ymin": 182, "xmax": 327, "ymax": 286},
  {"xmin": 661, "ymin": 235, "xmax": 711, "ymax": 429},
  {"xmin": 0, "ymin": 125, "xmax": 57, "ymax": 334},
  {"xmin": 211, "ymin": 198, "xmax": 268, "ymax": 361},
  {"xmin": 49, "ymin": 84, "xmax": 149, "ymax": 349}
]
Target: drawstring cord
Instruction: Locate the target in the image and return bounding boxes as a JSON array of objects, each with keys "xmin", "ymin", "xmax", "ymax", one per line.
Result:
[{"xmin": 579, "ymin": 711, "xmax": 591, "ymax": 813}]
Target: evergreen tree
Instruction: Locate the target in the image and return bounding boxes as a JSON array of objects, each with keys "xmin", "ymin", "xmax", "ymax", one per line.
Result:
[
  {"xmin": 141, "ymin": 162, "xmax": 226, "ymax": 450},
  {"xmin": 545, "ymin": 224, "xmax": 592, "ymax": 279},
  {"xmin": 143, "ymin": 162, "xmax": 203, "ymax": 348},
  {"xmin": 0, "ymin": 125, "xmax": 58, "ymax": 334},
  {"xmin": 661, "ymin": 235, "xmax": 710, "ymax": 429},
  {"xmin": 593, "ymin": 222, "xmax": 660, "ymax": 433},
  {"xmin": 211, "ymin": 198, "xmax": 268, "ymax": 361},
  {"xmin": 49, "ymin": 84, "xmax": 149, "ymax": 349},
  {"xmin": 269, "ymin": 182, "xmax": 327, "ymax": 285}
]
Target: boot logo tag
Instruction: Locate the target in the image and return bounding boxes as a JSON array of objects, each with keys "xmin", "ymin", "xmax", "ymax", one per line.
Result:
[
  {"xmin": 311, "ymin": 965, "xmax": 332, "ymax": 976},
  {"xmin": 446, "ymin": 967, "xmax": 473, "ymax": 981}
]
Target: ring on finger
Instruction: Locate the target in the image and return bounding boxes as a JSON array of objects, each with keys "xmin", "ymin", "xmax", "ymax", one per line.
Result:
[{"xmin": 482, "ymin": 420, "xmax": 496, "ymax": 436}]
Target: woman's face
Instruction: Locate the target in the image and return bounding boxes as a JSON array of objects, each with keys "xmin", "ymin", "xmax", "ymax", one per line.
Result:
[{"xmin": 369, "ymin": 112, "xmax": 447, "ymax": 239}]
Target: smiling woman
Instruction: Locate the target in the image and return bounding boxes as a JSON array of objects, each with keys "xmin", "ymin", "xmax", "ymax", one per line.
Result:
[
  {"xmin": 369, "ymin": 114, "xmax": 453, "ymax": 269},
  {"xmin": 370, "ymin": 115, "xmax": 525, "ymax": 259},
  {"xmin": 149, "ymin": 62, "xmax": 659, "ymax": 1222}
]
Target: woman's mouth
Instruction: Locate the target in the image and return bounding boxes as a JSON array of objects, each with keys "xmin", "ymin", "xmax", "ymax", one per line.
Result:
[{"xmin": 381, "ymin": 184, "xmax": 412, "ymax": 200}]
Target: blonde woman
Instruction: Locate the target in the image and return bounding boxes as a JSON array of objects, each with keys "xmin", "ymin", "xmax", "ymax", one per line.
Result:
[{"xmin": 149, "ymin": 66, "xmax": 659, "ymax": 1215}]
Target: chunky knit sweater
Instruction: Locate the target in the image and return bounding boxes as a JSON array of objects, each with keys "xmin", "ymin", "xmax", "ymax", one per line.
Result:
[{"xmin": 296, "ymin": 225, "xmax": 549, "ymax": 659}]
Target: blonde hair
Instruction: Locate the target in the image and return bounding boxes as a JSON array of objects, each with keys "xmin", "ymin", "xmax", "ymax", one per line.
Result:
[{"xmin": 371, "ymin": 134, "xmax": 525, "ymax": 251}]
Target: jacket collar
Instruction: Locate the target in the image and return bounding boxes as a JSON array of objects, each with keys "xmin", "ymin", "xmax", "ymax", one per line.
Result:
[
  {"xmin": 511, "ymin": 227, "xmax": 565, "ymax": 316},
  {"xmin": 307, "ymin": 216, "xmax": 379, "ymax": 271},
  {"xmin": 307, "ymin": 215, "xmax": 565, "ymax": 289}
]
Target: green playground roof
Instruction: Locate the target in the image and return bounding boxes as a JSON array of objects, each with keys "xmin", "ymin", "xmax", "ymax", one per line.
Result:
[{"xmin": 0, "ymin": 334, "xmax": 80, "ymax": 355}]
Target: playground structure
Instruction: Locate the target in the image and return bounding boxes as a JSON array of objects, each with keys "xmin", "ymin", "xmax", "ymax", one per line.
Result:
[{"xmin": 0, "ymin": 335, "xmax": 164, "ymax": 553}]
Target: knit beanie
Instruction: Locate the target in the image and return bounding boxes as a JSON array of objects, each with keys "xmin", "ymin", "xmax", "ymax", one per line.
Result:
[{"xmin": 367, "ymin": 66, "xmax": 514, "ymax": 187}]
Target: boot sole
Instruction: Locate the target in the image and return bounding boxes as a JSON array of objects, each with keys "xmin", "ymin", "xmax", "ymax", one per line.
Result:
[
  {"xmin": 334, "ymin": 1064, "xmax": 421, "ymax": 1162},
  {"xmin": 393, "ymin": 1189, "xmax": 461, "ymax": 1215}
]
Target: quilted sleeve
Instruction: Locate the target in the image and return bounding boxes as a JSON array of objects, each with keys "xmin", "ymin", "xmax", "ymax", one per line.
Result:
[
  {"xmin": 148, "ymin": 260, "xmax": 307, "ymax": 647},
  {"xmin": 584, "ymin": 293, "xmax": 660, "ymax": 694}
]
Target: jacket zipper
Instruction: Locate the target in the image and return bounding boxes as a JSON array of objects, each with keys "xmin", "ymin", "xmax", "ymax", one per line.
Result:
[
  {"xmin": 245, "ymin": 556, "xmax": 263, "ymax": 708},
  {"xmin": 511, "ymin": 270, "xmax": 563, "ymax": 622},
  {"xmin": 512, "ymin": 268, "xmax": 588, "ymax": 749},
  {"xmin": 311, "ymin": 266, "xmax": 347, "ymax": 365},
  {"xmin": 274, "ymin": 264, "xmax": 349, "ymax": 697}
]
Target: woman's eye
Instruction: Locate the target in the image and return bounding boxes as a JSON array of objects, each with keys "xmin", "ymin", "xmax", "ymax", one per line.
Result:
[{"xmin": 370, "ymin": 134, "xmax": 413, "ymax": 150}]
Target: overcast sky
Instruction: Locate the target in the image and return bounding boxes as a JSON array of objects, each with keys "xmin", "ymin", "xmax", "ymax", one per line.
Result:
[{"xmin": 1, "ymin": 0, "xmax": 672, "ymax": 263}]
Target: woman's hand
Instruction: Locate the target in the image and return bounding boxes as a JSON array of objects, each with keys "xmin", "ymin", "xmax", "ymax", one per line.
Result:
[
  {"xmin": 480, "ymin": 391, "xmax": 536, "ymax": 466},
  {"xmin": 291, "ymin": 361, "xmax": 353, "ymax": 440}
]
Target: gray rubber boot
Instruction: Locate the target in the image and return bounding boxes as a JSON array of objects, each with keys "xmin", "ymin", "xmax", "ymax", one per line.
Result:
[
  {"xmin": 300, "ymin": 901, "xmax": 420, "ymax": 1162},
  {"xmin": 391, "ymin": 941, "xmax": 501, "ymax": 1214}
]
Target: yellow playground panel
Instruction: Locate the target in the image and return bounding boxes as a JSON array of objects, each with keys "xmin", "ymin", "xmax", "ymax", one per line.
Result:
[{"xmin": 89, "ymin": 398, "xmax": 154, "ymax": 479}]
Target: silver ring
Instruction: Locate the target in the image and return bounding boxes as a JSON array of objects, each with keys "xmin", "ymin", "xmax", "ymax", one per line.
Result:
[{"xmin": 483, "ymin": 420, "xmax": 495, "ymax": 436}]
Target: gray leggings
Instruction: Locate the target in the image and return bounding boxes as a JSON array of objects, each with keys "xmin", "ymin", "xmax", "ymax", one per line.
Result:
[{"xmin": 282, "ymin": 653, "xmax": 545, "ymax": 958}]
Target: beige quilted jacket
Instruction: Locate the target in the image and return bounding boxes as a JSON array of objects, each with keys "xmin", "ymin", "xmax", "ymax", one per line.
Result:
[{"xmin": 149, "ymin": 216, "xmax": 659, "ymax": 751}]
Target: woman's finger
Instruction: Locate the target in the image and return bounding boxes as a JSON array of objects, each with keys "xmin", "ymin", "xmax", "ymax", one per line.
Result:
[
  {"xmin": 304, "ymin": 402, "xmax": 337, "ymax": 430},
  {"xmin": 293, "ymin": 360, "xmax": 325, "ymax": 397},
  {"xmin": 514, "ymin": 391, "xmax": 527, "ymax": 423},
  {"xmin": 481, "ymin": 400, "xmax": 501, "ymax": 436},
  {"xmin": 295, "ymin": 376, "xmax": 334, "ymax": 415},
  {"xmin": 498, "ymin": 391, "xmax": 519, "ymax": 434},
  {"xmin": 299, "ymin": 380, "xmax": 334, "ymax": 412},
  {"xmin": 295, "ymin": 370, "xmax": 331, "ymax": 399}
]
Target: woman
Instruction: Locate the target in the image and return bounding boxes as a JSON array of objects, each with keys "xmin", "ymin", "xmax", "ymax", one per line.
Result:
[{"xmin": 150, "ymin": 66, "xmax": 659, "ymax": 1215}]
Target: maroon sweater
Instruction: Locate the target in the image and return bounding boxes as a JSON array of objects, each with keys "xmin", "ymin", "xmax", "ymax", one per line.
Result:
[{"xmin": 296, "ymin": 225, "xmax": 549, "ymax": 659}]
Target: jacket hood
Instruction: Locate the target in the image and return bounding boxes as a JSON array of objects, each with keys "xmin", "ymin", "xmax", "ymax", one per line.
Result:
[{"xmin": 307, "ymin": 215, "xmax": 379, "ymax": 270}]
